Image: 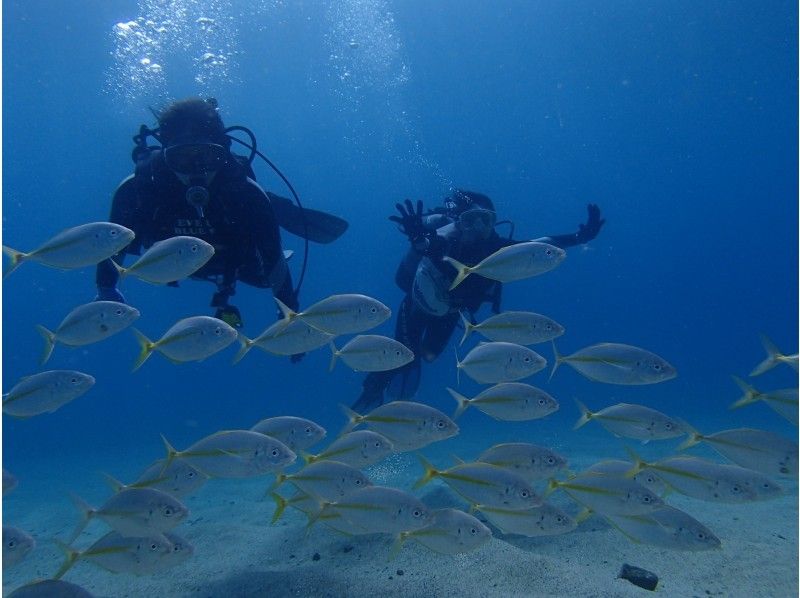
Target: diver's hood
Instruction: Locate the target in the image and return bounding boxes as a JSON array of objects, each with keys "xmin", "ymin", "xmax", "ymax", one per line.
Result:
[{"xmin": 412, "ymin": 257, "xmax": 452, "ymax": 316}]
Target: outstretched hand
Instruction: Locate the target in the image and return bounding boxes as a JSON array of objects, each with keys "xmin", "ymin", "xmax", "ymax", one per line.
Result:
[
  {"xmin": 389, "ymin": 199, "xmax": 426, "ymax": 242},
  {"xmin": 576, "ymin": 203, "xmax": 606, "ymax": 244}
]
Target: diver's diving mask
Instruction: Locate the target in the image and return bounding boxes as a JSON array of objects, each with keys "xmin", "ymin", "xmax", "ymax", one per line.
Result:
[
  {"xmin": 163, "ymin": 143, "xmax": 229, "ymax": 218},
  {"xmin": 458, "ymin": 208, "xmax": 497, "ymax": 236},
  {"xmin": 163, "ymin": 143, "xmax": 229, "ymax": 178}
]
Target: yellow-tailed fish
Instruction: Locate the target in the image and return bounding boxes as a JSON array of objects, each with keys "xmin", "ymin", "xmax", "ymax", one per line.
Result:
[
  {"xmin": 340, "ymin": 402, "xmax": 458, "ymax": 451},
  {"xmin": 456, "ymin": 342, "xmax": 546, "ymax": 384},
  {"xmin": 3, "ymin": 370, "xmax": 95, "ymax": 418},
  {"xmin": 750, "ymin": 334, "xmax": 798, "ymax": 376},
  {"xmin": 477, "ymin": 443, "xmax": 568, "ymax": 482},
  {"xmin": 250, "ymin": 416, "xmax": 327, "ymax": 451},
  {"xmin": 460, "ymin": 310, "xmax": 564, "ymax": 346},
  {"xmin": 550, "ymin": 341, "xmax": 676, "ymax": 385},
  {"xmin": 730, "ymin": 376, "xmax": 798, "ymax": 426},
  {"xmin": 114, "ymin": 236, "xmax": 214, "ymax": 283},
  {"xmin": 132, "ymin": 315, "xmax": 237, "ymax": 370},
  {"xmin": 329, "ymin": 335, "xmax": 414, "ymax": 372},
  {"xmin": 448, "ymin": 383, "xmax": 558, "ymax": 421},
  {"xmin": 274, "ymin": 293, "xmax": 391, "ymax": 335},
  {"xmin": 573, "ymin": 400, "xmax": 685, "ymax": 442}
]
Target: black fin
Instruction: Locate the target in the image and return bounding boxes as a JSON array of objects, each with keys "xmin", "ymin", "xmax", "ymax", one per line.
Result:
[{"xmin": 268, "ymin": 193, "xmax": 348, "ymax": 244}]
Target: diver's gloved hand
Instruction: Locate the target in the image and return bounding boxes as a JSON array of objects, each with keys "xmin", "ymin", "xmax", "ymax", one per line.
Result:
[
  {"xmin": 575, "ymin": 203, "xmax": 606, "ymax": 244},
  {"xmin": 95, "ymin": 286, "xmax": 126, "ymax": 303},
  {"xmin": 215, "ymin": 305, "xmax": 243, "ymax": 329},
  {"xmin": 290, "ymin": 352, "xmax": 306, "ymax": 364},
  {"xmin": 389, "ymin": 199, "xmax": 427, "ymax": 245}
]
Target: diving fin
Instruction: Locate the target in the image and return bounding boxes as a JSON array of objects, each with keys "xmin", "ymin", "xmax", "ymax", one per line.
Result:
[{"xmin": 268, "ymin": 192, "xmax": 349, "ymax": 244}]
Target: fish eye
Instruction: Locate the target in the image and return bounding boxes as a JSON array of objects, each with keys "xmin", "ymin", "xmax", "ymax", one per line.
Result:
[
  {"xmin": 187, "ymin": 471, "xmax": 195, "ymax": 479},
  {"xmin": 665, "ymin": 422, "xmax": 673, "ymax": 429},
  {"xmin": 355, "ymin": 479, "xmax": 363, "ymax": 485},
  {"xmin": 556, "ymin": 516, "xmax": 564, "ymax": 523},
  {"xmin": 164, "ymin": 506, "xmax": 174, "ymax": 516},
  {"xmin": 70, "ymin": 377, "xmax": 79, "ymax": 384},
  {"xmin": 7, "ymin": 539, "xmax": 15, "ymax": 548},
  {"xmin": 191, "ymin": 245, "xmax": 199, "ymax": 252},
  {"xmin": 470, "ymin": 527, "xmax": 478, "ymax": 535},
  {"xmin": 412, "ymin": 509, "xmax": 422, "ymax": 517},
  {"xmin": 642, "ymin": 495, "xmax": 652, "ymax": 503},
  {"xmin": 375, "ymin": 441, "xmax": 382, "ymax": 447},
  {"xmin": 546, "ymin": 457, "xmax": 555, "ymax": 465},
  {"xmin": 271, "ymin": 449, "xmax": 280, "ymax": 457},
  {"xmin": 697, "ymin": 532, "xmax": 706, "ymax": 540},
  {"xmin": 538, "ymin": 398, "xmax": 546, "ymax": 405},
  {"xmin": 305, "ymin": 427, "xmax": 312, "ymax": 433},
  {"xmin": 150, "ymin": 543, "xmax": 159, "ymax": 551},
  {"xmin": 110, "ymin": 230, "xmax": 118, "ymax": 236},
  {"xmin": 523, "ymin": 356, "xmax": 532, "ymax": 363},
  {"xmin": 214, "ymin": 327, "xmax": 222, "ymax": 335},
  {"xmin": 653, "ymin": 363, "xmax": 662, "ymax": 371},
  {"xmin": 732, "ymin": 485, "xmax": 742, "ymax": 493},
  {"xmin": 370, "ymin": 306, "xmax": 378, "ymax": 313},
  {"xmin": 436, "ymin": 420, "xmax": 446, "ymax": 429},
  {"xmin": 520, "ymin": 489, "xmax": 530, "ymax": 498},
  {"xmin": 545, "ymin": 249, "xmax": 552, "ymax": 256}
]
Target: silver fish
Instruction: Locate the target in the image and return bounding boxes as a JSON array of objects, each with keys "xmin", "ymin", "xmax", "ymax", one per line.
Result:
[
  {"xmin": 329, "ymin": 335, "xmax": 414, "ymax": 372},
  {"xmin": 477, "ymin": 443, "xmax": 568, "ymax": 481},
  {"xmin": 275, "ymin": 460, "xmax": 372, "ymax": 501},
  {"xmin": 132, "ymin": 315, "xmax": 237, "ymax": 370},
  {"xmin": 321, "ymin": 486, "xmax": 432, "ymax": 534},
  {"xmin": 547, "ymin": 472, "xmax": 663, "ymax": 516},
  {"xmin": 629, "ymin": 455, "xmax": 782, "ymax": 503},
  {"xmin": 585, "ymin": 459, "xmax": 667, "ymax": 496},
  {"xmin": 449, "ymin": 383, "xmax": 558, "ymax": 421},
  {"xmin": 234, "ymin": 319, "xmax": 333, "ymax": 362},
  {"xmin": 574, "ymin": 400, "xmax": 685, "ymax": 442},
  {"xmin": 750, "ymin": 334, "xmax": 798, "ymax": 376},
  {"xmin": 133, "ymin": 459, "xmax": 209, "ymax": 498},
  {"xmin": 415, "ymin": 456, "xmax": 541, "ymax": 510},
  {"xmin": 443, "ymin": 241, "xmax": 566, "ymax": 290},
  {"xmin": 457, "ymin": 342, "xmax": 546, "ymax": 384},
  {"xmin": 679, "ymin": 427, "xmax": 798, "ymax": 478},
  {"xmin": 605, "ymin": 506, "xmax": 721, "ymax": 551},
  {"xmin": 68, "ymin": 487, "xmax": 188, "ymax": 542},
  {"xmin": 3, "ymin": 370, "xmax": 95, "ymax": 418},
  {"xmin": 250, "ymin": 416, "xmax": 327, "ymax": 451},
  {"xmin": 54, "ymin": 532, "xmax": 172, "ymax": 578},
  {"xmin": 551, "ymin": 341, "xmax": 677, "ymax": 385},
  {"xmin": 115, "ymin": 236, "xmax": 214, "ymax": 283},
  {"xmin": 3, "ymin": 526, "xmax": 35, "ymax": 570},
  {"xmin": 479, "ymin": 502, "xmax": 576, "ymax": 537},
  {"xmin": 36, "ymin": 301, "xmax": 140, "ymax": 364},
  {"xmin": 731, "ymin": 376, "xmax": 798, "ymax": 426},
  {"xmin": 162, "ymin": 429, "xmax": 296, "ymax": 478},
  {"xmin": 304, "ymin": 430, "xmax": 394, "ymax": 468},
  {"xmin": 396, "ymin": 508, "xmax": 492, "ymax": 554},
  {"xmin": 3, "ymin": 222, "xmax": 134, "ymax": 278},
  {"xmin": 341, "ymin": 401, "xmax": 458, "ymax": 451},
  {"xmin": 460, "ymin": 310, "xmax": 564, "ymax": 346},
  {"xmin": 275, "ymin": 293, "xmax": 391, "ymax": 335}
]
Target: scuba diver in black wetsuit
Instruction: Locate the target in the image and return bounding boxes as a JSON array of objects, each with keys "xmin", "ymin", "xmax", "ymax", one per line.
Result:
[
  {"xmin": 95, "ymin": 97, "xmax": 347, "ymax": 353},
  {"xmin": 351, "ymin": 189, "xmax": 605, "ymax": 413}
]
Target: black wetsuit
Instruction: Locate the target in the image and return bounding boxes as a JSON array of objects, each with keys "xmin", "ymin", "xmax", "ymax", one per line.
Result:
[
  {"xmin": 354, "ymin": 223, "xmax": 514, "ymax": 412},
  {"xmin": 95, "ymin": 150, "xmax": 298, "ymax": 311}
]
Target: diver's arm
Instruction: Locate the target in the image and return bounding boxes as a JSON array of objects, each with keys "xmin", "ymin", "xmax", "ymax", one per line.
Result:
[{"xmin": 532, "ymin": 203, "xmax": 605, "ymax": 249}]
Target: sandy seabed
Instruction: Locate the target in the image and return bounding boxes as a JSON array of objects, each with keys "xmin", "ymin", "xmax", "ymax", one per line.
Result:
[{"xmin": 3, "ymin": 429, "xmax": 798, "ymax": 598}]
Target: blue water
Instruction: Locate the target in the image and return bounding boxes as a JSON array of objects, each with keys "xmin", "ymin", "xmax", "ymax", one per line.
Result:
[{"xmin": 3, "ymin": 1, "xmax": 797, "ymax": 595}]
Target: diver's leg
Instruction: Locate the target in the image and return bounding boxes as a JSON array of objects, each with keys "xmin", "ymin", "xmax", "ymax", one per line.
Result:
[
  {"xmin": 352, "ymin": 295, "xmax": 422, "ymax": 410},
  {"xmin": 420, "ymin": 312, "xmax": 459, "ymax": 362},
  {"xmin": 385, "ymin": 296, "xmax": 429, "ymax": 401}
]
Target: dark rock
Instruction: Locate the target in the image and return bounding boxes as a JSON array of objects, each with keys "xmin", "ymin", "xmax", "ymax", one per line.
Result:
[
  {"xmin": 312, "ymin": 552, "xmax": 321, "ymax": 561},
  {"xmin": 397, "ymin": 569, "xmax": 404, "ymax": 576},
  {"xmin": 618, "ymin": 563, "xmax": 658, "ymax": 591}
]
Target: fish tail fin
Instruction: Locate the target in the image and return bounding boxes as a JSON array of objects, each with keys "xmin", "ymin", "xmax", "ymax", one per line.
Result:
[
  {"xmin": 676, "ymin": 431, "xmax": 703, "ymax": 451},
  {"xmin": 412, "ymin": 454, "xmax": 439, "ymax": 490},
  {"xmin": 159, "ymin": 434, "xmax": 180, "ymax": 474},
  {"xmin": 231, "ymin": 332, "xmax": 253, "ymax": 365},
  {"xmin": 301, "ymin": 451, "xmax": 318, "ymax": 465},
  {"xmin": 623, "ymin": 447, "xmax": 648, "ymax": 477},
  {"xmin": 274, "ymin": 297, "xmax": 297, "ymax": 322},
  {"xmin": 574, "ymin": 507, "xmax": 594, "ymax": 524},
  {"xmin": 35, "ymin": 324, "xmax": 57, "ymax": 365},
  {"xmin": 270, "ymin": 492, "xmax": 288, "ymax": 524},
  {"xmin": 389, "ymin": 532, "xmax": 409, "ymax": 560},
  {"xmin": 338, "ymin": 404, "xmax": 363, "ymax": 434},
  {"xmin": 544, "ymin": 479, "xmax": 560, "ymax": 498},
  {"xmin": 548, "ymin": 340, "xmax": 563, "ymax": 382},
  {"xmin": 750, "ymin": 334, "xmax": 781, "ymax": 376},
  {"xmin": 730, "ymin": 375, "xmax": 759, "ymax": 409},
  {"xmin": 66, "ymin": 493, "xmax": 95, "ymax": 544},
  {"xmin": 573, "ymin": 398, "xmax": 594, "ymax": 430},
  {"xmin": 459, "ymin": 312, "xmax": 474, "ymax": 346},
  {"xmin": 328, "ymin": 341, "xmax": 339, "ymax": 372},
  {"xmin": 442, "ymin": 256, "xmax": 471, "ymax": 290},
  {"xmin": 52, "ymin": 538, "xmax": 81, "ymax": 580},
  {"xmin": 111, "ymin": 259, "xmax": 128, "ymax": 280},
  {"xmin": 270, "ymin": 472, "xmax": 288, "ymax": 493},
  {"xmin": 2, "ymin": 246, "xmax": 26, "ymax": 279},
  {"xmin": 131, "ymin": 328, "xmax": 155, "ymax": 371},
  {"xmin": 447, "ymin": 387, "xmax": 471, "ymax": 420},
  {"xmin": 305, "ymin": 501, "xmax": 332, "ymax": 532},
  {"xmin": 454, "ymin": 346, "xmax": 462, "ymax": 386},
  {"xmin": 100, "ymin": 472, "xmax": 125, "ymax": 493}
]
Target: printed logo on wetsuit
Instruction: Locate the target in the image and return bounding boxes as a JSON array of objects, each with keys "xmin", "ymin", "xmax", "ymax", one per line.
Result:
[{"xmin": 174, "ymin": 218, "xmax": 216, "ymax": 237}]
